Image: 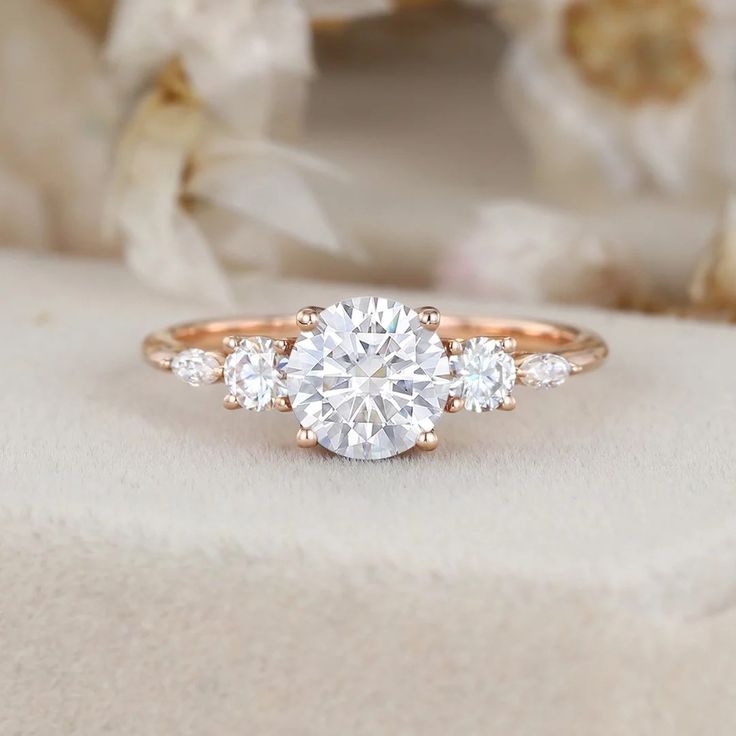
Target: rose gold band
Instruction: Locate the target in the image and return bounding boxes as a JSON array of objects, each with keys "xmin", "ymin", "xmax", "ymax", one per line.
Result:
[{"xmin": 143, "ymin": 314, "xmax": 608, "ymax": 374}]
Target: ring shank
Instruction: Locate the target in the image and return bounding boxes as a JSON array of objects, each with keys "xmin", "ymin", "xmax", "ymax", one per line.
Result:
[{"xmin": 143, "ymin": 314, "xmax": 608, "ymax": 374}]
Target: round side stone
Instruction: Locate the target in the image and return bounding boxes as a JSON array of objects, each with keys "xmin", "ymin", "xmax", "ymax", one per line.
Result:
[
  {"xmin": 224, "ymin": 337, "xmax": 287, "ymax": 411},
  {"xmin": 450, "ymin": 337, "xmax": 516, "ymax": 412}
]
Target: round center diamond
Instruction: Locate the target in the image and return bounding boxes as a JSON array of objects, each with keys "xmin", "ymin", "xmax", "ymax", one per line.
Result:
[{"xmin": 286, "ymin": 297, "xmax": 451, "ymax": 460}]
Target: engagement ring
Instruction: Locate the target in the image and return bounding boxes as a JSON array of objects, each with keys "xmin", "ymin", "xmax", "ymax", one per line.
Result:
[{"xmin": 143, "ymin": 296, "xmax": 608, "ymax": 460}]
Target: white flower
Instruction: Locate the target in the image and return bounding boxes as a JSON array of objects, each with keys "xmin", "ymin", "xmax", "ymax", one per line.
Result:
[
  {"xmin": 104, "ymin": 0, "xmax": 355, "ymax": 304},
  {"xmin": 305, "ymin": 0, "xmax": 392, "ymax": 21},
  {"xmin": 690, "ymin": 193, "xmax": 736, "ymax": 311},
  {"xmin": 106, "ymin": 0, "xmax": 313, "ymax": 132},
  {"xmin": 0, "ymin": 0, "xmax": 119, "ymax": 255},
  {"xmin": 108, "ymin": 67, "xmax": 346, "ymax": 305},
  {"xmin": 0, "ymin": 165, "xmax": 51, "ymax": 251},
  {"xmin": 497, "ymin": 0, "xmax": 736, "ymax": 195},
  {"xmin": 437, "ymin": 201, "xmax": 643, "ymax": 307}
]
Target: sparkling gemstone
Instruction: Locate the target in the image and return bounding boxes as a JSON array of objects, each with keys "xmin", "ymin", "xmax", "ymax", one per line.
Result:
[
  {"xmin": 519, "ymin": 353, "xmax": 571, "ymax": 389},
  {"xmin": 171, "ymin": 348, "xmax": 222, "ymax": 386},
  {"xmin": 450, "ymin": 337, "xmax": 516, "ymax": 412},
  {"xmin": 224, "ymin": 337, "xmax": 287, "ymax": 411},
  {"xmin": 286, "ymin": 297, "xmax": 451, "ymax": 460}
]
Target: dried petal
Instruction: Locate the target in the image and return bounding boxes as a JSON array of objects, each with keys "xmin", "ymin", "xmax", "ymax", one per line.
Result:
[
  {"xmin": 108, "ymin": 89, "xmax": 233, "ymax": 305},
  {"xmin": 690, "ymin": 194, "xmax": 736, "ymax": 309},
  {"xmin": 188, "ymin": 154, "xmax": 340, "ymax": 252}
]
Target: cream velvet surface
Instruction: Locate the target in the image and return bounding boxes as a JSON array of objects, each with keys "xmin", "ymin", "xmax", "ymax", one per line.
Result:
[{"xmin": 2, "ymin": 249, "xmax": 736, "ymax": 734}]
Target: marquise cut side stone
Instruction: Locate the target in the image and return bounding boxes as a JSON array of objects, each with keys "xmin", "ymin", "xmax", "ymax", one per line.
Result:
[
  {"xmin": 171, "ymin": 348, "xmax": 222, "ymax": 386},
  {"xmin": 449, "ymin": 337, "xmax": 516, "ymax": 412},
  {"xmin": 519, "ymin": 353, "xmax": 571, "ymax": 389},
  {"xmin": 224, "ymin": 337, "xmax": 287, "ymax": 411}
]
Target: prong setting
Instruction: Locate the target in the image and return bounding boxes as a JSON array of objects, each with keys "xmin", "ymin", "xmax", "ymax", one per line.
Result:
[
  {"xmin": 418, "ymin": 306, "xmax": 441, "ymax": 331},
  {"xmin": 296, "ymin": 426, "xmax": 318, "ymax": 448},
  {"xmin": 223, "ymin": 394, "xmax": 241, "ymax": 410},
  {"xmin": 446, "ymin": 339, "xmax": 464, "ymax": 356},
  {"xmin": 296, "ymin": 307, "xmax": 321, "ymax": 331},
  {"xmin": 274, "ymin": 396, "xmax": 292, "ymax": 413},
  {"xmin": 445, "ymin": 396, "xmax": 464, "ymax": 413},
  {"xmin": 416, "ymin": 430, "xmax": 439, "ymax": 452},
  {"xmin": 499, "ymin": 395, "xmax": 516, "ymax": 411},
  {"xmin": 274, "ymin": 338, "xmax": 293, "ymax": 357},
  {"xmin": 223, "ymin": 336, "xmax": 240, "ymax": 354},
  {"xmin": 502, "ymin": 336, "xmax": 517, "ymax": 353}
]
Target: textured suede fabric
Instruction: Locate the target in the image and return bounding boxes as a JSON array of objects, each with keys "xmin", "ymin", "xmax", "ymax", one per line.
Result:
[{"xmin": 2, "ymin": 250, "xmax": 736, "ymax": 734}]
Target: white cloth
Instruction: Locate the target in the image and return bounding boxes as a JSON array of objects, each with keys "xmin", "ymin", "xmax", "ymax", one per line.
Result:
[{"xmin": 2, "ymin": 250, "xmax": 736, "ymax": 734}]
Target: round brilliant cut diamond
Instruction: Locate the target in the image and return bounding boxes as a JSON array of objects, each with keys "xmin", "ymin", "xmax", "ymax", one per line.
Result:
[
  {"xmin": 286, "ymin": 297, "xmax": 451, "ymax": 460},
  {"xmin": 449, "ymin": 337, "xmax": 516, "ymax": 412},
  {"xmin": 224, "ymin": 337, "xmax": 287, "ymax": 411}
]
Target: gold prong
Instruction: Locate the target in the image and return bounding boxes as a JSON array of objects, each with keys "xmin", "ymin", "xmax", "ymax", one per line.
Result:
[
  {"xmin": 223, "ymin": 336, "xmax": 240, "ymax": 353},
  {"xmin": 569, "ymin": 362, "xmax": 583, "ymax": 374},
  {"xmin": 502, "ymin": 336, "xmax": 517, "ymax": 353},
  {"xmin": 445, "ymin": 396, "xmax": 464, "ymax": 413},
  {"xmin": 418, "ymin": 306, "xmax": 440, "ymax": 331},
  {"xmin": 157, "ymin": 356, "xmax": 173, "ymax": 371},
  {"xmin": 206, "ymin": 352, "xmax": 225, "ymax": 381},
  {"xmin": 446, "ymin": 339, "xmax": 464, "ymax": 356},
  {"xmin": 274, "ymin": 395, "xmax": 292, "ymax": 413},
  {"xmin": 296, "ymin": 426, "xmax": 318, "ymax": 448},
  {"xmin": 274, "ymin": 338, "xmax": 293, "ymax": 356},
  {"xmin": 296, "ymin": 307, "xmax": 321, "ymax": 331},
  {"xmin": 415, "ymin": 429, "xmax": 439, "ymax": 452},
  {"xmin": 223, "ymin": 394, "xmax": 241, "ymax": 410},
  {"xmin": 499, "ymin": 395, "xmax": 516, "ymax": 411}
]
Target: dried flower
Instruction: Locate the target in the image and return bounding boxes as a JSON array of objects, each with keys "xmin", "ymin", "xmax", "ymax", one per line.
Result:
[
  {"xmin": 437, "ymin": 201, "xmax": 644, "ymax": 308},
  {"xmin": 690, "ymin": 194, "xmax": 736, "ymax": 312},
  {"xmin": 0, "ymin": 165, "xmax": 51, "ymax": 251},
  {"xmin": 108, "ymin": 55, "xmax": 345, "ymax": 304},
  {"xmin": 100, "ymin": 0, "xmax": 351, "ymax": 303},
  {"xmin": 0, "ymin": 0, "xmax": 119, "ymax": 255},
  {"xmin": 306, "ymin": 0, "xmax": 392, "ymax": 22},
  {"xmin": 54, "ymin": 0, "xmax": 116, "ymax": 40},
  {"xmin": 565, "ymin": 0, "xmax": 706, "ymax": 105},
  {"xmin": 496, "ymin": 0, "xmax": 736, "ymax": 194},
  {"xmin": 106, "ymin": 0, "xmax": 312, "ymax": 132}
]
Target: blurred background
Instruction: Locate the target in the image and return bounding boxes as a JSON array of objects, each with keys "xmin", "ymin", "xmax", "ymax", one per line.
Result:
[{"xmin": 2, "ymin": 0, "xmax": 736, "ymax": 317}]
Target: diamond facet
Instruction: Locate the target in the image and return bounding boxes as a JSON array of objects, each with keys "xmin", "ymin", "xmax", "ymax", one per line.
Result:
[
  {"xmin": 286, "ymin": 297, "xmax": 451, "ymax": 460},
  {"xmin": 171, "ymin": 348, "xmax": 222, "ymax": 386},
  {"xmin": 450, "ymin": 337, "xmax": 516, "ymax": 412},
  {"xmin": 519, "ymin": 353, "xmax": 571, "ymax": 389},
  {"xmin": 224, "ymin": 337, "xmax": 287, "ymax": 411}
]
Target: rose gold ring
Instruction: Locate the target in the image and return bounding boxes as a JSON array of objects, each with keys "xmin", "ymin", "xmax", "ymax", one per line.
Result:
[{"xmin": 143, "ymin": 296, "xmax": 608, "ymax": 460}]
